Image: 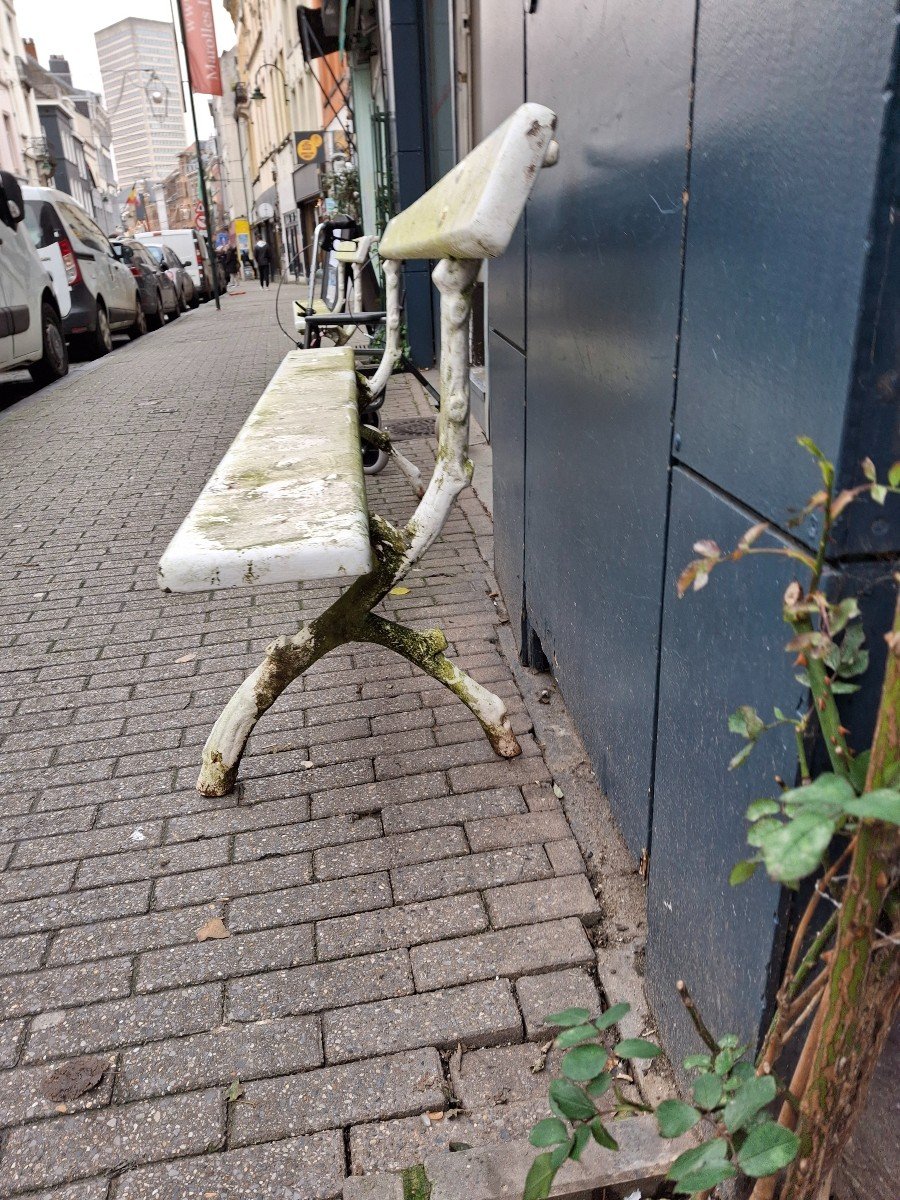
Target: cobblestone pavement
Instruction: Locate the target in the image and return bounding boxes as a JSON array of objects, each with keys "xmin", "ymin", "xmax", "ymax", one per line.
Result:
[{"xmin": 0, "ymin": 287, "xmax": 606, "ymax": 1198}]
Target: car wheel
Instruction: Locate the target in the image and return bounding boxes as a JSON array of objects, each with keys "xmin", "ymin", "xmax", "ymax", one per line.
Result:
[
  {"xmin": 86, "ymin": 301, "xmax": 113, "ymax": 358},
  {"xmin": 28, "ymin": 302, "xmax": 69, "ymax": 386},
  {"xmin": 128, "ymin": 299, "xmax": 147, "ymax": 340},
  {"xmin": 147, "ymin": 292, "xmax": 164, "ymax": 330}
]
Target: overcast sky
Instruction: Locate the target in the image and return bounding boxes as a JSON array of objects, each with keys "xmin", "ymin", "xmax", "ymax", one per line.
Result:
[{"xmin": 21, "ymin": 0, "xmax": 237, "ymax": 140}]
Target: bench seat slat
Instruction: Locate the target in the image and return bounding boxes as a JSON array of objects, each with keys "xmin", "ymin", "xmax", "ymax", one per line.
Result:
[{"xmin": 158, "ymin": 348, "xmax": 372, "ymax": 593}]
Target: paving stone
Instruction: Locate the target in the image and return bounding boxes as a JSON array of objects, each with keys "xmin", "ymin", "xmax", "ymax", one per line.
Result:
[
  {"xmin": 448, "ymin": 758, "xmax": 552, "ymax": 794},
  {"xmin": 516, "ymin": 968, "xmax": 602, "ymax": 1040},
  {"xmin": 118, "ymin": 1014, "xmax": 321, "ymax": 1101},
  {"xmin": 136, "ymin": 923, "xmax": 315, "ymax": 993},
  {"xmin": 309, "ymin": 772, "xmax": 447, "ymax": 820},
  {"xmin": 228, "ymin": 948, "xmax": 412, "ymax": 1022},
  {"xmin": 323, "ymin": 979, "xmax": 522, "ymax": 1063},
  {"xmin": 233, "ymin": 813, "xmax": 381, "ymax": 861},
  {"xmin": 48, "ymin": 903, "xmax": 222, "ymax": 965},
  {"xmin": 465, "ymin": 811, "xmax": 572, "ymax": 852},
  {"xmin": 315, "ymin": 892, "xmax": 488, "ymax": 962},
  {"xmin": 0, "ymin": 1054, "xmax": 116, "ymax": 1128},
  {"xmin": 228, "ymin": 871, "xmax": 393, "ymax": 934},
  {"xmin": 546, "ymin": 837, "xmax": 587, "ymax": 875},
  {"xmin": 75, "ymin": 836, "xmax": 231, "ymax": 889},
  {"xmin": 0, "ymin": 955, "xmax": 132, "ymax": 1017},
  {"xmin": 0, "ymin": 1089, "xmax": 224, "ymax": 1194},
  {"xmin": 312, "ymin": 825, "xmax": 467, "ymax": 881},
  {"xmin": 25, "ymin": 1181, "xmax": 109, "ymax": 1200},
  {"xmin": 0, "ymin": 1017, "xmax": 24, "ymax": 1068},
  {"xmin": 230, "ymin": 1047, "xmax": 444, "ymax": 1147},
  {"xmin": 24, "ymin": 983, "xmax": 222, "ymax": 1063},
  {"xmin": 164, "ymin": 795, "xmax": 312, "ymax": 844},
  {"xmin": 349, "ymin": 1096, "xmax": 548, "ymax": 1173},
  {"xmin": 152, "ymin": 851, "xmax": 313, "ymax": 909},
  {"xmin": 0, "ymin": 861, "xmax": 78, "ymax": 903},
  {"xmin": 484, "ymin": 874, "xmax": 601, "ymax": 929},
  {"xmin": 410, "ymin": 918, "xmax": 594, "ymax": 991},
  {"xmin": 381, "ymin": 786, "xmax": 525, "ymax": 835},
  {"xmin": 0, "ymin": 881, "xmax": 149, "ymax": 937},
  {"xmin": 0, "ymin": 931, "xmax": 48, "ymax": 975},
  {"xmin": 449, "ymin": 1042, "xmax": 563, "ymax": 1108},
  {"xmin": 115, "ymin": 1131, "xmax": 345, "ymax": 1200},
  {"xmin": 392, "ymin": 845, "xmax": 553, "ymax": 904}
]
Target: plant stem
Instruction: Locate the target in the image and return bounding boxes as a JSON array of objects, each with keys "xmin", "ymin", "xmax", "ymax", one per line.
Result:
[{"xmin": 676, "ymin": 980, "xmax": 719, "ymax": 1053}]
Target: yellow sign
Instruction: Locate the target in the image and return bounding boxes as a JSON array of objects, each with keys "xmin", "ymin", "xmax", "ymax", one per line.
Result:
[{"xmin": 295, "ymin": 131, "xmax": 325, "ymax": 165}]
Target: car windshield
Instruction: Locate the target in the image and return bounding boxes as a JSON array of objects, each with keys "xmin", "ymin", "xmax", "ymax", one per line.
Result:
[{"xmin": 111, "ymin": 242, "xmax": 130, "ymax": 262}]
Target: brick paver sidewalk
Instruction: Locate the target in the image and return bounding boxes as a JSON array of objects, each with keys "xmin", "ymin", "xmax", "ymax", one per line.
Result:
[{"xmin": 0, "ymin": 289, "xmax": 606, "ymax": 1198}]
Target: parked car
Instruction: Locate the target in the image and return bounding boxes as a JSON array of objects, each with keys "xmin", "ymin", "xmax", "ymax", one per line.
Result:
[
  {"xmin": 22, "ymin": 185, "xmax": 142, "ymax": 356},
  {"xmin": 0, "ymin": 171, "xmax": 68, "ymax": 384},
  {"xmin": 135, "ymin": 229, "xmax": 221, "ymax": 304},
  {"xmin": 110, "ymin": 238, "xmax": 180, "ymax": 329},
  {"xmin": 143, "ymin": 242, "xmax": 195, "ymax": 311}
]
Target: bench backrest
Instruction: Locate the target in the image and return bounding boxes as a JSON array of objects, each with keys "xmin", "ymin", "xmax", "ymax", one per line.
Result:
[{"xmin": 378, "ymin": 103, "xmax": 557, "ymax": 262}]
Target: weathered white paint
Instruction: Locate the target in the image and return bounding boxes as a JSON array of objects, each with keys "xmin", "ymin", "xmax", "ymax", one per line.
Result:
[
  {"xmin": 157, "ymin": 348, "xmax": 372, "ymax": 592},
  {"xmin": 378, "ymin": 103, "xmax": 557, "ymax": 262},
  {"xmin": 368, "ymin": 258, "xmax": 403, "ymax": 398}
]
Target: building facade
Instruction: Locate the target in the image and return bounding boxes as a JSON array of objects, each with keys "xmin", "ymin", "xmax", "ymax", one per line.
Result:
[
  {"xmin": 0, "ymin": 0, "xmax": 43, "ymax": 184},
  {"xmin": 20, "ymin": 44, "xmax": 118, "ymax": 231},
  {"xmin": 225, "ymin": 0, "xmax": 323, "ymax": 277},
  {"xmin": 95, "ymin": 17, "xmax": 184, "ymax": 208},
  {"xmin": 162, "ymin": 139, "xmax": 225, "ymax": 235}
]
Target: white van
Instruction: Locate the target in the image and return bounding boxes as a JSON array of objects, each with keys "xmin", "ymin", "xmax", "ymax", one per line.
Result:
[
  {"xmin": 0, "ymin": 171, "xmax": 68, "ymax": 384},
  {"xmin": 135, "ymin": 229, "xmax": 222, "ymax": 303}
]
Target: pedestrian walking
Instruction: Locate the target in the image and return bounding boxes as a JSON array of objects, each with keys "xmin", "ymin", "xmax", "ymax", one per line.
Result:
[
  {"xmin": 224, "ymin": 245, "xmax": 238, "ymax": 286},
  {"xmin": 254, "ymin": 237, "xmax": 271, "ymax": 288}
]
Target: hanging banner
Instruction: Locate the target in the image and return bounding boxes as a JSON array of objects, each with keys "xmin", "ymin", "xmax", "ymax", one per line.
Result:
[{"xmin": 180, "ymin": 0, "xmax": 222, "ymax": 96}]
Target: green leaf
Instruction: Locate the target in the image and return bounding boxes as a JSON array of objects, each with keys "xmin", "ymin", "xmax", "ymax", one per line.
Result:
[
  {"xmin": 549, "ymin": 1140, "xmax": 573, "ymax": 1171},
  {"xmin": 523, "ymin": 1152, "xmax": 557, "ymax": 1200},
  {"xmin": 585, "ymin": 1071, "xmax": 612, "ymax": 1098},
  {"xmin": 730, "ymin": 858, "xmax": 760, "ymax": 886},
  {"xmin": 781, "ymin": 773, "xmax": 855, "ymax": 818},
  {"xmin": 546, "ymin": 1006, "xmax": 592, "ymax": 1028},
  {"xmin": 548, "ymin": 1079, "xmax": 596, "ymax": 1122},
  {"xmin": 747, "ymin": 798, "xmax": 780, "ymax": 821},
  {"xmin": 723, "ymin": 1074, "xmax": 777, "ymax": 1132},
  {"xmin": 530, "ymin": 1118, "xmax": 569, "ymax": 1147},
  {"xmin": 737, "ymin": 1121, "xmax": 800, "ymax": 1178},
  {"xmin": 830, "ymin": 679, "xmax": 861, "ymax": 694},
  {"xmin": 827, "ymin": 598, "xmax": 860, "ymax": 635},
  {"xmin": 683, "ymin": 1053, "xmax": 712, "ymax": 1071},
  {"xmin": 854, "ymin": 744, "xmax": 873, "ymax": 792},
  {"xmin": 888, "ymin": 461, "xmax": 900, "ymax": 488},
  {"xmin": 747, "ymin": 817, "xmax": 782, "ymax": 848},
  {"xmin": 693, "ymin": 1072, "xmax": 724, "ymax": 1110},
  {"xmin": 614, "ymin": 1038, "xmax": 661, "ymax": 1060},
  {"xmin": 753, "ymin": 810, "xmax": 838, "ymax": 883},
  {"xmin": 729, "ymin": 741, "xmax": 756, "ymax": 770},
  {"xmin": 591, "ymin": 1116, "xmax": 619, "ymax": 1150},
  {"xmin": 562, "ymin": 1044, "xmax": 608, "ymax": 1081},
  {"xmin": 570, "ymin": 1124, "xmax": 591, "ymax": 1162},
  {"xmin": 555, "ymin": 1023, "xmax": 600, "ymax": 1049},
  {"xmin": 656, "ymin": 1099, "xmax": 701, "ymax": 1137},
  {"xmin": 669, "ymin": 1138, "xmax": 732, "ymax": 1182},
  {"xmin": 594, "ymin": 1001, "xmax": 631, "ymax": 1030},
  {"xmin": 843, "ymin": 789, "xmax": 900, "ymax": 825},
  {"xmin": 717, "ymin": 1033, "xmax": 741, "ymax": 1050},
  {"xmin": 729, "ymin": 705, "xmax": 765, "ymax": 740},
  {"xmin": 714, "ymin": 1046, "xmax": 738, "ymax": 1075},
  {"xmin": 674, "ymin": 1161, "xmax": 738, "ymax": 1194},
  {"xmin": 871, "ymin": 483, "xmax": 888, "ymax": 505}
]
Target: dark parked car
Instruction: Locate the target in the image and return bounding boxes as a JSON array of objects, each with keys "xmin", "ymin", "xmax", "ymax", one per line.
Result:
[
  {"xmin": 110, "ymin": 238, "xmax": 179, "ymax": 329},
  {"xmin": 143, "ymin": 243, "xmax": 196, "ymax": 311}
]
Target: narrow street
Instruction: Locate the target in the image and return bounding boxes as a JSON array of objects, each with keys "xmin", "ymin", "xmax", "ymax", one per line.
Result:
[{"xmin": 0, "ymin": 288, "xmax": 633, "ymax": 1197}]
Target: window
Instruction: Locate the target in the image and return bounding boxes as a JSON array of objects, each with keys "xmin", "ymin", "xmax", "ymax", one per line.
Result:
[
  {"xmin": 24, "ymin": 200, "xmax": 63, "ymax": 250},
  {"xmin": 56, "ymin": 199, "xmax": 112, "ymax": 256}
]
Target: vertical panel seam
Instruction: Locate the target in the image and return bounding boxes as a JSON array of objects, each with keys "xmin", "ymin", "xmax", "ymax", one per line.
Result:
[{"xmin": 645, "ymin": 0, "xmax": 703, "ymax": 863}]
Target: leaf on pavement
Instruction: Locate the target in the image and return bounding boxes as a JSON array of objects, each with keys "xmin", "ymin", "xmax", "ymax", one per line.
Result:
[
  {"xmin": 41, "ymin": 1056, "xmax": 107, "ymax": 1102},
  {"xmin": 196, "ymin": 917, "xmax": 231, "ymax": 941}
]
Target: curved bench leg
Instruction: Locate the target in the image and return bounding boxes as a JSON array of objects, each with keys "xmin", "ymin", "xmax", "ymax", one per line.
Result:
[{"xmin": 357, "ymin": 613, "xmax": 521, "ymax": 758}]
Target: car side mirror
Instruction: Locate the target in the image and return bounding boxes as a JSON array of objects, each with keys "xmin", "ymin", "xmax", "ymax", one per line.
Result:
[
  {"xmin": 183, "ymin": 260, "xmax": 191, "ymax": 268},
  {"xmin": 0, "ymin": 170, "xmax": 24, "ymax": 229}
]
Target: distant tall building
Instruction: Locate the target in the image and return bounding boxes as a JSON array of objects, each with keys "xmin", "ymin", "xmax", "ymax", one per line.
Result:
[{"xmin": 95, "ymin": 17, "xmax": 183, "ymax": 187}]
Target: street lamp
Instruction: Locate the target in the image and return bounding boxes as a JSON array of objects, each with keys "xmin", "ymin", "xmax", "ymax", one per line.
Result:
[{"xmin": 249, "ymin": 62, "xmax": 289, "ymax": 104}]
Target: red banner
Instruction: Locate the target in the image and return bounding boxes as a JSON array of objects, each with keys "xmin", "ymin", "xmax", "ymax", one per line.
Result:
[{"xmin": 180, "ymin": 0, "xmax": 222, "ymax": 96}]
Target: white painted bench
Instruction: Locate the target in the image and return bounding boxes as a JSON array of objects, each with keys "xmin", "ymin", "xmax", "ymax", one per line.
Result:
[{"xmin": 158, "ymin": 103, "xmax": 559, "ymax": 798}]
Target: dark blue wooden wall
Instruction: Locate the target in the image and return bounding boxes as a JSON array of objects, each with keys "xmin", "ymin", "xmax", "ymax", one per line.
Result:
[{"xmin": 479, "ymin": 0, "xmax": 900, "ymax": 1064}]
